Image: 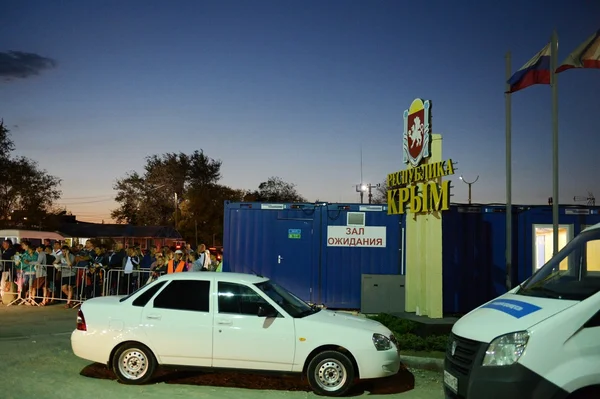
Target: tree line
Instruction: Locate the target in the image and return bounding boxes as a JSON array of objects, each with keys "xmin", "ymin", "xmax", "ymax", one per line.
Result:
[
  {"xmin": 0, "ymin": 120, "xmax": 307, "ymax": 246},
  {"xmin": 109, "ymin": 152, "xmax": 306, "ymax": 246}
]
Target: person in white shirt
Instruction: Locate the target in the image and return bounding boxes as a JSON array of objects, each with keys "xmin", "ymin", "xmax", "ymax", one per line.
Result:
[
  {"xmin": 55, "ymin": 245, "xmax": 76, "ymax": 308},
  {"xmin": 32, "ymin": 244, "xmax": 49, "ymax": 305},
  {"xmin": 196, "ymin": 244, "xmax": 211, "ymax": 271}
]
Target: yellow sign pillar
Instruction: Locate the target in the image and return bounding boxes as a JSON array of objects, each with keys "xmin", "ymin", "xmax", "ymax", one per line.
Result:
[
  {"xmin": 404, "ymin": 134, "xmax": 444, "ymax": 318},
  {"xmin": 387, "ymin": 98, "xmax": 453, "ymax": 319}
]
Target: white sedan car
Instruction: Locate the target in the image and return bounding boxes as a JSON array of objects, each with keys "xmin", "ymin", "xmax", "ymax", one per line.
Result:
[{"xmin": 71, "ymin": 272, "xmax": 400, "ymax": 396}]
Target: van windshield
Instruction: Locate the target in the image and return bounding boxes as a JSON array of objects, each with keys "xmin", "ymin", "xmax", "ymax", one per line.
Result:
[{"xmin": 518, "ymin": 227, "xmax": 600, "ymax": 301}]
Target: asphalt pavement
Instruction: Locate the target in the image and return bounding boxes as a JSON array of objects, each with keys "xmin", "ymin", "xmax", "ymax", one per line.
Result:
[{"xmin": 0, "ymin": 304, "xmax": 444, "ymax": 399}]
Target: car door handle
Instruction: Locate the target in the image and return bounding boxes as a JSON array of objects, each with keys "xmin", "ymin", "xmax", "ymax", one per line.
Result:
[
  {"xmin": 217, "ymin": 320, "xmax": 232, "ymax": 326},
  {"xmin": 146, "ymin": 314, "xmax": 162, "ymax": 320}
]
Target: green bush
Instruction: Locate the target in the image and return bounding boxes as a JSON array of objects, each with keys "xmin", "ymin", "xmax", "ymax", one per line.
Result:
[
  {"xmin": 368, "ymin": 313, "xmax": 449, "ymax": 352},
  {"xmin": 367, "ymin": 313, "xmax": 419, "ymax": 335}
]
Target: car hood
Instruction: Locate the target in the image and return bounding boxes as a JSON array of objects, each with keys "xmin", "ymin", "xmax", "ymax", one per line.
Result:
[
  {"xmin": 303, "ymin": 309, "xmax": 391, "ymax": 335},
  {"xmin": 453, "ymin": 294, "xmax": 579, "ymax": 343}
]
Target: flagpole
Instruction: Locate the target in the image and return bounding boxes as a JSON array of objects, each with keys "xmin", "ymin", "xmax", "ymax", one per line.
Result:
[
  {"xmin": 551, "ymin": 30, "xmax": 559, "ymax": 255},
  {"xmin": 505, "ymin": 51, "xmax": 512, "ymax": 290}
]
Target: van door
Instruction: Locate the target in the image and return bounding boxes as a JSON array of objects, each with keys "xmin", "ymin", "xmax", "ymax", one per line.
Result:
[{"xmin": 212, "ymin": 281, "xmax": 295, "ymax": 371}]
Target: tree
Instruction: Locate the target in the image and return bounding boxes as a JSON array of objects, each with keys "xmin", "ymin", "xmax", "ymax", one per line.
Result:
[
  {"xmin": 179, "ymin": 184, "xmax": 246, "ymax": 247},
  {"xmin": 111, "ymin": 150, "xmax": 248, "ymax": 246},
  {"xmin": 248, "ymin": 176, "xmax": 306, "ymax": 203},
  {"xmin": 371, "ymin": 179, "xmax": 388, "ymax": 204},
  {"xmin": 111, "ymin": 150, "xmax": 222, "ymax": 225},
  {"xmin": 0, "ymin": 120, "xmax": 62, "ymax": 226}
]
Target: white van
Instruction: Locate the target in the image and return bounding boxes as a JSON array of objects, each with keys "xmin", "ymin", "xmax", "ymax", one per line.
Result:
[
  {"xmin": 0, "ymin": 229, "xmax": 65, "ymax": 247},
  {"xmin": 444, "ymin": 223, "xmax": 600, "ymax": 399}
]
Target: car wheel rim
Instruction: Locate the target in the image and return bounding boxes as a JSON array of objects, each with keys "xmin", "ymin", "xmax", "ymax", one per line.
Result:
[
  {"xmin": 314, "ymin": 358, "xmax": 347, "ymax": 392},
  {"xmin": 118, "ymin": 348, "xmax": 149, "ymax": 380}
]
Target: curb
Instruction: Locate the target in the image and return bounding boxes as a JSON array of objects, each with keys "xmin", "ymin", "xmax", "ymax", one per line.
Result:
[{"xmin": 401, "ymin": 355, "xmax": 444, "ymax": 372}]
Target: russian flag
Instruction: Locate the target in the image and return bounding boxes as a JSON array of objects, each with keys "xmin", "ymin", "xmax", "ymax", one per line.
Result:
[
  {"xmin": 507, "ymin": 43, "xmax": 551, "ymax": 93},
  {"xmin": 556, "ymin": 29, "xmax": 600, "ymax": 73}
]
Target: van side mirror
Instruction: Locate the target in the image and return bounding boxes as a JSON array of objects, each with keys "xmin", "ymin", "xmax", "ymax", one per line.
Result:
[{"xmin": 257, "ymin": 305, "xmax": 278, "ymax": 318}]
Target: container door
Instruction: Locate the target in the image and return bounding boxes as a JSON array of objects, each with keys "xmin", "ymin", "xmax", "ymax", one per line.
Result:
[{"xmin": 274, "ymin": 220, "xmax": 314, "ymax": 302}]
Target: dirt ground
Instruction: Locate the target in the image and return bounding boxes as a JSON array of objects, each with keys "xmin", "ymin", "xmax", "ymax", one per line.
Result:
[{"xmin": 0, "ymin": 304, "xmax": 444, "ymax": 399}]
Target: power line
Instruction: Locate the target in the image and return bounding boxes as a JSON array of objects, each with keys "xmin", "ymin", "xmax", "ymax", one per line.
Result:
[
  {"xmin": 57, "ymin": 198, "xmax": 116, "ymax": 205},
  {"xmin": 59, "ymin": 195, "xmax": 114, "ymax": 200}
]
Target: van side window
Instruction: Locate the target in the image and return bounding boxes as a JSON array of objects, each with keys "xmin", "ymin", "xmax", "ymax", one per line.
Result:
[
  {"xmin": 153, "ymin": 280, "xmax": 210, "ymax": 312},
  {"xmin": 218, "ymin": 282, "xmax": 268, "ymax": 315},
  {"xmin": 586, "ymin": 240, "xmax": 600, "ymax": 272}
]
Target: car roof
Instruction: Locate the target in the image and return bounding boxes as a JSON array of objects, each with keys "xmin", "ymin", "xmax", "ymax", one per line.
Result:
[{"xmin": 156, "ymin": 271, "xmax": 269, "ymax": 284}]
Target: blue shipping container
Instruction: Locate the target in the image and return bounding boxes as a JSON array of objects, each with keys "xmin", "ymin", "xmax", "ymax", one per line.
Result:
[
  {"xmin": 516, "ymin": 205, "xmax": 600, "ymax": 284},
  {"xmin": 222, "ymin": 202, "xmax": 320, "ymax": 303},
  {"xmin": 441, "ymin": 204, "xmax": 519, "ymax": 314},
  {"xmin": 223, "ymin": 201, "xmax": 600, "ymax": 314},
  {"xmin": 222, "ymin": 201, "xmax": 403, "ymax": 309},
  {"xmin": 319, "ymin": 204, "xmax": 403, "ymax": 308}
]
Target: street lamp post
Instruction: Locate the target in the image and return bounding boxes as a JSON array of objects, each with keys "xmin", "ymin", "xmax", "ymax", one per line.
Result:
[
  {"xmin": 356, "ymin": 184, "xmax": 367, "ymax": 203},
  {"xmin": 460, "ymin": 175, "xmax": 479, "ymax": 205},
  {"xmin": 355, "ymin": 183, "xmax": 380, "ymax": 204}
]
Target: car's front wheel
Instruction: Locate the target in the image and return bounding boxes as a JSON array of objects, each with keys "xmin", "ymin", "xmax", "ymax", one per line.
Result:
[
  {"xmin": 307, "ymin": 350, "xmax": 355, "ymax": 396},
  {"xmin": 112, "ymin": 342, "xmax": 157, "ymax": 384}
]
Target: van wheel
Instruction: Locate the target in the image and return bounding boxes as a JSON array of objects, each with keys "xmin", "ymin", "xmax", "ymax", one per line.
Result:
[
  {"xmin": 112, "ymin": 342, "xmax": 156, "ymax": 384},
  {"xmin": 307, "ymin": 350, "xmax": 355, "ymax": 396}
]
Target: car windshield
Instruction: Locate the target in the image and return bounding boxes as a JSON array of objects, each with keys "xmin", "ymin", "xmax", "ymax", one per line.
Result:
[
  {"xmin": 255, "ymin": 280, "xmax": 318, "ymax": 318},
  {"xmin": 518, "ymin": 227, "xmax": 600, "ymax": 301}
]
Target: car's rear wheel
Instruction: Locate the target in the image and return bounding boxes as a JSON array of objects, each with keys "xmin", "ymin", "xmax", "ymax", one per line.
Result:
[
  {"xmin": 307, "ymin": 350, "xmax": 355, "ymax": 396},
  {"xmin": 112, "ymin": 342, "xmax": 156, "ymax": 384}
]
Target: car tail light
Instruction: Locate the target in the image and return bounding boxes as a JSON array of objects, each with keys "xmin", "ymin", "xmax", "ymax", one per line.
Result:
[{"xmin": 77, "ymin": 309, "xmax": 87, "ymax": 331}]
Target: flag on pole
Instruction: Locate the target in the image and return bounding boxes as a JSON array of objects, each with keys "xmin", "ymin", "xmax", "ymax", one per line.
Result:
[
  {"xmin": 555, "ymin": 29, "xmax": 600, "ymax": 73},
  {"xmin": 506, "ymin": 42, "xmax": 551, "ymax": 93}
]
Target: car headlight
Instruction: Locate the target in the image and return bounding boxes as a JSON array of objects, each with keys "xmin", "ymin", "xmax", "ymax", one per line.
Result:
[
  {"xmin": 482, "ymin": 331, "xmax": 529, "ymax": 366},
  {"xmin": 372, "ymin": 333, "xmax": 392, "ymax": 351}
]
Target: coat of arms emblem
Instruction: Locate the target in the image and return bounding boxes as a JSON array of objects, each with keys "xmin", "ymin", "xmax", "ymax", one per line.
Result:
[{"xmin": 403, "ymin": 98, "xmax": 431, "ymax": 167}]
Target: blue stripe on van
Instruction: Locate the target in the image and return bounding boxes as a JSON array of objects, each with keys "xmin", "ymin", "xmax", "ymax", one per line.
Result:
[{"xmin": 480, "ymin": 299, "xmax": 542, "ymax": 318}]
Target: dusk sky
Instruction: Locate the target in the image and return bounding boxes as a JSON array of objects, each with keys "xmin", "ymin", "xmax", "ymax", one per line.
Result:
[{"xmin": 2, "ymin": 0, "xmax": 600, "ymax": 222}]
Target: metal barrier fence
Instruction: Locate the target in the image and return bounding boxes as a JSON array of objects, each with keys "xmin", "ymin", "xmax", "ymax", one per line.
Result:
[{"xmin": 0, "ymin": 259, "xmax": 156, "ymax": 308}]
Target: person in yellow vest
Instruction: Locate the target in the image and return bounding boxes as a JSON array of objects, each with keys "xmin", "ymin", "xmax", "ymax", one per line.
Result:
[{"xmin": 167, "ymin": 250, "xmax": 186, "ymax": 274}]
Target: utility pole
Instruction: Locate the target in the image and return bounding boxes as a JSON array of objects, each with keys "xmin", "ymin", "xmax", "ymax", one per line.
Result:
[
  {"xmin": 356, "ymin": 146, "xmax": 365, "ymax": 203},
  {"xmin": 460, "ymin": 175, "xmax": 479, "ymax": 204},
  {"xmin": 174, "ymin": 192, "xmax": 178, "ymax": 228}
]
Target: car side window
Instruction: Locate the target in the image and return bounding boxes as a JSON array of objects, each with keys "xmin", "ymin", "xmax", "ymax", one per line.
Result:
[
  {"xmin": 218, "ymin": 282, "xmax": 268, "ymax": 315},
  {"xmin": 153, "ymin": 280, "xmax": 210, "ymax": 312},
  {"xmin": 132, "ymin": 281, "xmax": 166, "ymax": 307}
]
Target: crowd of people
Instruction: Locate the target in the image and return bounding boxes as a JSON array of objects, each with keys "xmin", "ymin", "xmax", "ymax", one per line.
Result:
[{"xmin": 0, "ymin": 238, "xmax": 223, "ymax": 308}]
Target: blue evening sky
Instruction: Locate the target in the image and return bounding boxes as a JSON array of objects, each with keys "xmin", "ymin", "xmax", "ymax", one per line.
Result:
[{"xmin": 2, "ymin": 0, "xmax": 600, "ymax": 222}]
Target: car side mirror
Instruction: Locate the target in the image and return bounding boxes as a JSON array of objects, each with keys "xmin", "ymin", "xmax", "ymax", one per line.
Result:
[{"xmin": 257, "ymin": 305, "xmax": 278, "ymax": 318}]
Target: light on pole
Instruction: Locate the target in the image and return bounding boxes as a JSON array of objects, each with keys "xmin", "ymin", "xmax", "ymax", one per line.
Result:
[
  {"xmin": 460, "ymin": 175, "xmax": 479, "ymax": 205},
  {"xmin": 355, "ymin": 183, "xmax": 380, "ymax": 204}
]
